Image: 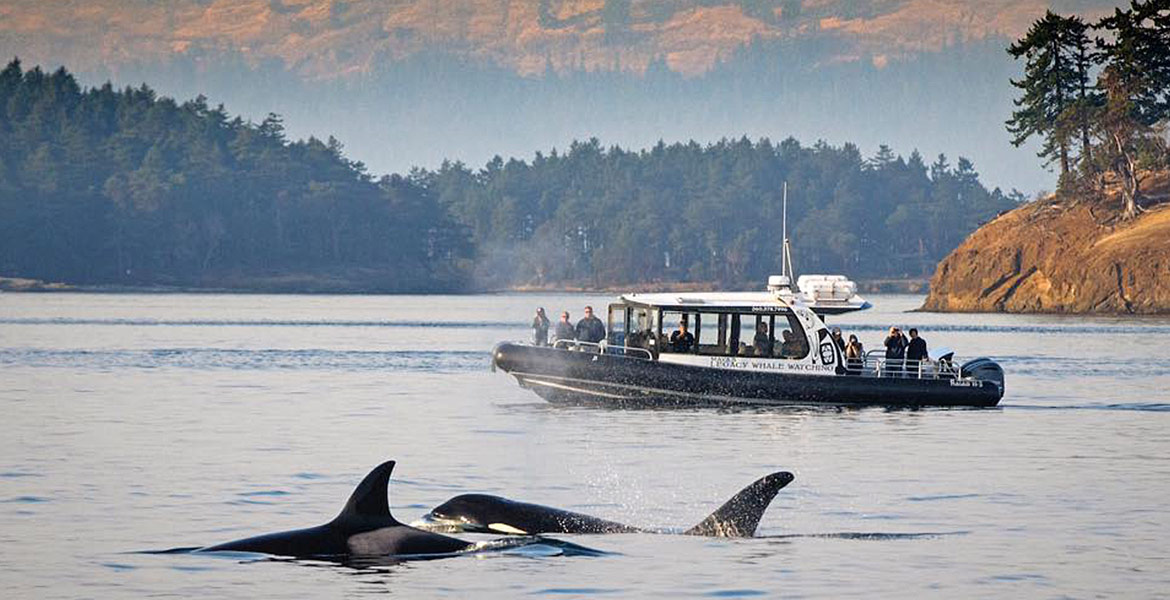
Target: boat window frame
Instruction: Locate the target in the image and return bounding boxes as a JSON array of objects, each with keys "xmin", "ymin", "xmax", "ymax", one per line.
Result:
[
  {"xmin": 618, "ymin": 303, "xmax": 658, "ymax": 356},
  {"xmin": 606, "ymin": 303, "xmax": 627, "ymax": 346},
  {"xmin": 659, "ymin": 310, "xmax": 699, "ymax": 354},
  {"xmin": 695, "ymin": 312, "xmax": 729, "ymax": 356},
  {"xmin": 649, "ymin": 305, "xmax": 810, "ymax": 359}
]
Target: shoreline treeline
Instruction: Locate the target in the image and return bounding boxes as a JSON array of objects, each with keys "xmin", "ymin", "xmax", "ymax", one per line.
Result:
[
  {"xmin": 1007, "ymin": 0, "xmax": 1169, "ymax": 219},
  {"xmin": 416, "ymin": 139, "xmax": 1020, "ymax": 289},
  {"xmin": 0, "ymin": 59, "xmax": 471, "ymax": 291},
  {"xmin": 1, "ymin": 59, "xmax": 1019, "ymax": 291}
]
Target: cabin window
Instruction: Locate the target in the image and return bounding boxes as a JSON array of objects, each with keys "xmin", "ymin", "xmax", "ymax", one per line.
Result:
[
  {"xmin": 607, "ymin": 303, "xmax": 626, "ymax": 346},
  {"xmin": 659, "ymin": 310, "xmax": 697, "ymax": 353},
  {"xmin": 733, "ymin": 313, "xmax": 772, "ymax": 357},
  {"xmin": 775, "ymin": 312, "xmax": 809, "ymax": 359},
  {"xmin": 624, "ymin": 307, "xmax": 655, "ymax": 351},
  {"xmin": 725, "ymin": 312, "xmax": 808, "ymax": 359},
  {"xmin": 657, "ymin": 309, "xmax": 809, "ymax": 359},
  {"xmin": 696, "ymin": 313, "xmax": 728, "ymax": 356}
]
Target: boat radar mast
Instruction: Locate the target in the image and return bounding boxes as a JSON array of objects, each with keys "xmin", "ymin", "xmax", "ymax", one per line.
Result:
[
  {"xmin": 765, "ymin": 183, "xmax": 870, "ymax": 314},
  {"xmin": 781, "ymin": 181, "xmax": 795, "ymax": 287},
  {"xmin": 768, "ymin": 181, "xmax": 797, "ymax": 295}
]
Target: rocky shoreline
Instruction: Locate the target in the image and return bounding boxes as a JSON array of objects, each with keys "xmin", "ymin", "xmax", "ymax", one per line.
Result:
[{"xmin": 922, "ymin": 173, "xmax": 1170, "ymax": 314}]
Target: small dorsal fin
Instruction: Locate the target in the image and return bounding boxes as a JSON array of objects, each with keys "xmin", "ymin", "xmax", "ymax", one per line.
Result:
[
  {"xmin": 684, "ymin": 471, "xmax": 794, "ymax": 537},
  {"xmin": 336, "ymin": 460, "xmax": 396, "ymax": 521}
]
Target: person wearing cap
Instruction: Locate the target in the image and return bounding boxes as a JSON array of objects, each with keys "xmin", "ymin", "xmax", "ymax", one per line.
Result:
[
  {"xmin": 532, "ymin": 307, "xmax": 550, "ymax": 346},
  {"xmin": 830, "ymin": 327, "xmax": 846, "ymax": 352}
]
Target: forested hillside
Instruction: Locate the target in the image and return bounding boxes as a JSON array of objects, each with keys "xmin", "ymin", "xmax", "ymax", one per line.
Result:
[
  {"xmin": 419, "ymin": 138, "xmax": 1022, "ymax": 288},
  {"xmin": 0, "ymin": 60, "xmax": 471, "ymax": 291},
  {"xmin": 0, "ymin": 60, "xmax": 1020, "ymax": 292}
]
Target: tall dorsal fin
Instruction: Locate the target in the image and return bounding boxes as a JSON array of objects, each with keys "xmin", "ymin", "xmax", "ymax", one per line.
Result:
[
  {"xmin": 684, "ymin": 471, "xmax": 794, "ymax": 537},
  {"xmin": 336, "ymin": 460, "xmax": 396, "ymax": 521}
]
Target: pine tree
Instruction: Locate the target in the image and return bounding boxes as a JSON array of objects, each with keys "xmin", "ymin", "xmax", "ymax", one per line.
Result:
[
  {"xmin": 866, "ymin": 144, "xmax": 897, "ymax": 170},
  {"xmin": 1062, "ymin": 15, "xmax": 1102, "ymax": 173},
  {"xmin": 1006, "ymin": 11, "xmax": 1084, "ymax": 177},
  {"xmin": 1093, "ymin": 0, "xmax": 1170, "ymax": 218}
]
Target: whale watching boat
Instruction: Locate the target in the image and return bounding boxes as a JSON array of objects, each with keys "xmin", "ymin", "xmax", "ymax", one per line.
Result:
[
  {"xmin": 492, "ymin": 186, "xmax": 1004, "ymax": 408},
  {"xmin": 491, "ymin": 274, "xmax": 1004, "ymax": 408}
]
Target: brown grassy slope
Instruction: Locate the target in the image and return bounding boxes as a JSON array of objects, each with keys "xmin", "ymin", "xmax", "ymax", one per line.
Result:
[{"xmin": 921, "ymin": 173, "xmax": 1170, "ymax": 314}]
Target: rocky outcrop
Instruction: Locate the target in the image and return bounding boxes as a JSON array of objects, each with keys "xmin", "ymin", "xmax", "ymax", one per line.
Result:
[{"xmin": 922, "ymin": 173, "xmax": 1170, "ymax": 314}]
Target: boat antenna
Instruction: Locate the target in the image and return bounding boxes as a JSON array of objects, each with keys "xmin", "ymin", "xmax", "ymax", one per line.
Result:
[{"xmin": 782, "ymin": 182, "xmax": 795, "ymax": 282}]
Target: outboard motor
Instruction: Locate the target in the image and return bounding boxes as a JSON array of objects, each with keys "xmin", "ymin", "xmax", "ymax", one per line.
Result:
[{"xmin": 960, "ymin": 357, "xmax": 1005, "ymax": 397}]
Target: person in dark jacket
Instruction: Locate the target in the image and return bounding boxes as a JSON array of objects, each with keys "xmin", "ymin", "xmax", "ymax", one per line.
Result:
[
  {"xmin": 883, "ymin": 326, "xmax": 908, "ymax": 376},
  {"xmin": 670, "ymin": 320, "xmax": 694, "ymax": 353},
  {"xmin": 845, "ymin": 334, "xmax": 865, "ymax": 375},
  {"xmin": 905, "ymin": 328, "xmax": 929, "ymax": 373},
  {"xmin": 532, "ymin": 307, "xmax": 550, "ymax": 346},
  {"xmin": 575, "ymin": 306, "xmax": 606, "ymax": 344},
  {"xmin": 830, "ymin": 327, "xmax": 846, "ymax": 352},
  {"xmin": 554, "ymin": 311, "xmax": 576, "ymax": 343}
]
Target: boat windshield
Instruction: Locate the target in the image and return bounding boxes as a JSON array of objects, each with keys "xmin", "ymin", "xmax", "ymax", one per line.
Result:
[{"xmin": 611, "ymin": 304, "xmax": 656, "ymax": 351}]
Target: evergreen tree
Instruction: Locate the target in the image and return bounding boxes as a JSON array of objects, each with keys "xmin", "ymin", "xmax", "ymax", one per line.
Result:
[
  {"xmin": 1063, "ymin": 14, "xmax": 1102, "ymax": 174},
  {"xmin": 866, "ymin": 144, "xmax": 897, "ymax": 170},
  {"xmin": 1007, "ymin": 11, "xmax": 1085, "ymax": 177},
  {"xmin": 1093, "ymin": 0, "xmax": 1170, "ymax": 218}
]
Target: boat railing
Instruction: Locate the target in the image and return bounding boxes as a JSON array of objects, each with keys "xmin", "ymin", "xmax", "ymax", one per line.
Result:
[
  {"xmin": 552, "ymin": 339, "xmax": 654, "ymax": 360},
  {"xmin": 848, "ymin": 350, "xmax": 962, "ymax": 380}
]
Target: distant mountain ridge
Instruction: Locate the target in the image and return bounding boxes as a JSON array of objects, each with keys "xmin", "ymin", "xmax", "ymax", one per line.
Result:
[
  {"xmin": 0, "ymin": 0, "xmax": 1122, "ymax": 78},
  {"xmin": 0, "ymin": 1, "xmax": 1129, "ymax": 192}
]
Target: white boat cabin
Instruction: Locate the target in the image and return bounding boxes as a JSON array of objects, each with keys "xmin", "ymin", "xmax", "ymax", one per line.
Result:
[{"xmin": 605, "ymin": 276, "xmax": 867, "ymax": 376}]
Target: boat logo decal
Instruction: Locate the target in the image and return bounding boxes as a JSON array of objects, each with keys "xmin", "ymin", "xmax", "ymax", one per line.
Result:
[{"xmin": 818, "ymin": 342, "xmax": 836, "ymax": 365}]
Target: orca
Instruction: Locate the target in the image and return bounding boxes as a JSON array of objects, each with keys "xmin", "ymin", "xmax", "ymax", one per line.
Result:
[
  {"xmin": 197, "ymin": 461, "xmax": 472, "ymax": 559},
  {"xmin": 415, "ymin": 471, "xmax": 794, "ymax": 537}
]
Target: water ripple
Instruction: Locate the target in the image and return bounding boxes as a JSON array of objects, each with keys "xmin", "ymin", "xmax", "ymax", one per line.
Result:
[
  {"xmin": 0, "ymin": 348, "xmax": 489, "ymax": 372},
  {"xmin": 1, "ymin": 496, "xmax": 51, "ymax": 503},
  {"xmin": 0, "ymin": 317, "xmax": 518, "ymax": 329}
]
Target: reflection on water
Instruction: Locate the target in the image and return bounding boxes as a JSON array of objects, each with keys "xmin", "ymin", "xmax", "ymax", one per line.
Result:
[{"xmin": 1, "ymin": 293, "xmax": 1169, "ymax": 598}]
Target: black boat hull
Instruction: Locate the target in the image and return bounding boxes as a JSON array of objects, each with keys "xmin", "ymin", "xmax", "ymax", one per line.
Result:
[{"xmin": 492, "ymin": 343, "xmax": 1003, "ymax": 408}]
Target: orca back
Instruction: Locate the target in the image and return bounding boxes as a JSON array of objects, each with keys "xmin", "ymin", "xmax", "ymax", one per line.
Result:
[{"xmin": 199, "ymin": 461, "xmax": 472, "ymax": 558}]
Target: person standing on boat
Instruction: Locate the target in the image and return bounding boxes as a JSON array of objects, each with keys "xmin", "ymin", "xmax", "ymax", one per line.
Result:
[
  {"xmin": 532, "ymin": 307, "xmax": 550, "ymax": 346},
  {"xmin": 845, "ymin": 334, "xmax": 865, "ymax": 374},
  {"xmin": 905, "ymin": 328, "xmax": 929, "ymax": 375},
  {"xmin": 554, "ymin": 311, "xmax": 576, "ymax": 344},
  {"xmin": 884, "ymin": 327, "xmax": 908, "ymax": 376},
  {"xmin": 575, "ymin": 306, "xmax": 606, "ymax": 344},
  {"xmin": 831, "ymin": 327, "xmax": 846, "ymax": 352}
]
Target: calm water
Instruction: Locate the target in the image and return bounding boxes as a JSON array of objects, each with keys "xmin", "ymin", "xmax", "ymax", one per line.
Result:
[{"xmin": 1, "ymin": 293, "xmax": 1168, "ymax": 598}]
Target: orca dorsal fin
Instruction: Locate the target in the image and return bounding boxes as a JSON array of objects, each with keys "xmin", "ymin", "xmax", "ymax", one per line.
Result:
[
  {"xmin": 336, "ymin": 460, "xmax": 397, "ymax": 521},
  {"xmin": 683, "ymin": 471, "xmax": 794, "ymax": 537}
]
